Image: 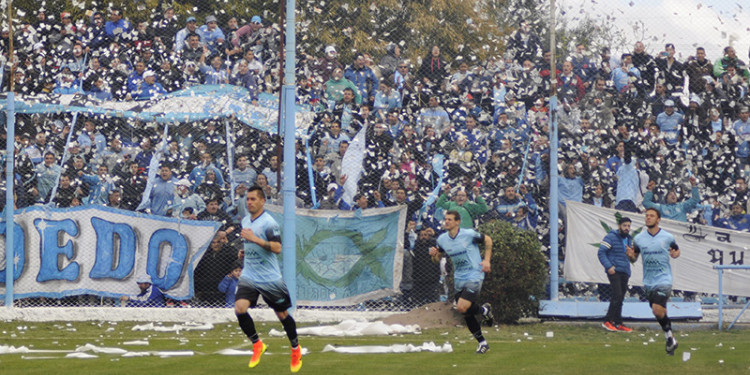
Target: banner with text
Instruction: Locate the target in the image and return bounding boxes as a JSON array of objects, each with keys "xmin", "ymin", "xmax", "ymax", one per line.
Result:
[
  {"xmin": 267, "ymin": 205, "xmax": 407, "ymax": 306},
  {"xmin": 565, "ymin": 201, "xmax": 750, "ymax": 296},
  {"xmin": 0, "ymin": 206, "xmax": 219, "ymax": 300}
]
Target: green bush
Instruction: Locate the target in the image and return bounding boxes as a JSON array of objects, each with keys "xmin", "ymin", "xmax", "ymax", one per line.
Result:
[{"xmin": 478, "ymin": 220, "xmax": 548, "ymax": 324}]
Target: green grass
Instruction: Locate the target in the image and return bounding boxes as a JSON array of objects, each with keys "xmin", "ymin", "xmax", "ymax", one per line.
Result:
[{"xmin": 0, "ymin": 321, "xmax": 748, "ymax": 374}]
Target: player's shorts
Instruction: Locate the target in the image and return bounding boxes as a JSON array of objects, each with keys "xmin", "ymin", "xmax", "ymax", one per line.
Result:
[
  {"xmin": 453, "ymin": 279, "xmax": 483, "ymax": 305},
  {"xmin": 645, "ymin": 285, "xmax": 672, "ymax": 308},
  {"xmin": 235, "ymin": 278, "xmax": 292, "ymax": 312}
]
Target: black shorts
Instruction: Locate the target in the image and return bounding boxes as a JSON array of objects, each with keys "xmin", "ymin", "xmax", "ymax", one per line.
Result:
[
  {"xmin": 646, "ymin": 285, "xmax": 671, "ymax": 308},
  {"xmin": 453, "ymin": 280, "xmax": 483, "ymax": 305},
  {"xmin": 235, "ymin": 279, "xmax": 292, "ymax": 312}
]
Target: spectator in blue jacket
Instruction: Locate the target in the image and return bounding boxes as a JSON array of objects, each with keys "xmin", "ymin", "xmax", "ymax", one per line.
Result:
[
  {"xmin": 494, "ymin": 184, "xmax": 537, "ymax": 222},
  {"xmin": 218, "ymin": 260, "xmax": 243, "ymax": 307},
  {"xmin": 373, "ymin": 81, "xmax": 402, "ymax": 121},
  {"xmin": 146, "ymin": 164, "xmax": 177, "ymax": 216},
  {"xmin": 345, "ymin": 53, "xmax": 379, "ymax": 104},
  {"xmin": 655, "ymin": 100, "xmax": 684, "ymax": 147},
  {"xmin": 104, "ymin": 8, "xmax": 131, "ymax": 43},
  {"xmin": 597, "ymin": 216, "xmax": 634, "ymax": 332},
  {"xmin": 120, "ymin": 274, "xmax": 165, "ymax": 307},
  {"xmin": 79, "ymin": 164, "xmax": 116, "ymax": 206},
  {"xmin": 133, "ymin": 70, "xmax": 167, "ymax": 100},
  {"xmin": 197, "ymin": 15, "xmax": 225, "ymax": 54},
  {"xmin": 126, "ymin": 60, "xmax": 147, "ymax": 97},
  {"xmin": 83, "ymin": 12, "xmax": 109, "ymax": 51},
  {"xmin": 558, "ymin": 163, "xmax": 584, "ymax": 209},
  {"xmin": 642, "ymin": 176, "xmax": 700, "ymax": 222},
  {"xmin": 713, "ymin": 201, "xmax": 750, "ymax": 232},
  {"xmin": 733, "ymin": 106, "xmax": 750, "ymax": 171},
  {"xmin": 611, "ymin": 53, "xmax": 641, "ymax": 93}
]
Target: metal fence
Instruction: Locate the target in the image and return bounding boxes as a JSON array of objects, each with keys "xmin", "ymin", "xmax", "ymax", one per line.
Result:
[{"xmin": 2, "ymin": 0, "xmax": 749, "ymax": 312}]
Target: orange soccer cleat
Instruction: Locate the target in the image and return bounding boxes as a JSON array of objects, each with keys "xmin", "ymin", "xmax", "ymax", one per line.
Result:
[
  {"xmin": 290, "ymin": 345, "xmax": 302, "ymax": 373},
  {"xmin": 248, "ymin": 340, "xmax": 267, "ymax": 368}
]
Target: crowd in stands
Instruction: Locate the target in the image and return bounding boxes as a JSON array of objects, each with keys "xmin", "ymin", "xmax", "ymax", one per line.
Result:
[{"xmin": 4, "ymin": 8, "xmax": 750, "ymax": 306}]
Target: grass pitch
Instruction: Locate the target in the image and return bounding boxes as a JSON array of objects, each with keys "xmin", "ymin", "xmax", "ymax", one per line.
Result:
[{"xmin": 0, "ymin": 320, "xmax": 748, "ymax": 375}]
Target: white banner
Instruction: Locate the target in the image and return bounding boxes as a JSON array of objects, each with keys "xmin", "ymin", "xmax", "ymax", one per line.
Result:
[
  {"xmin": 564, "ymin": 201, "xmax": 750, "ymax": 296},
  {"xmin": 0, "ymin": 206, "xmax": 219, "ymax": 300},
  {"xmin": 340, "ymin": 126, "xmax": 367, "ymax": 206}
]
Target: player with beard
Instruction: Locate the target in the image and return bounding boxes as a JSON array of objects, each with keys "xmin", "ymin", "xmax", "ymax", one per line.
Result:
[{"xmin": 598, "ymin": 216, "xmax": 634, "ymax": 332}]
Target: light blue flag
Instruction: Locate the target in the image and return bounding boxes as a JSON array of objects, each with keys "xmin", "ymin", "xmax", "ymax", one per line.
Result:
[{"xmin": 418, "ymin": 153, "xmax": 445, "ymax": 226}]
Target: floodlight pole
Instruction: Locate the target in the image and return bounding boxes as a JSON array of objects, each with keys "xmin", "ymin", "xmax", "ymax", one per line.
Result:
[
  {"xmin": 281, "ymin": 0, "xmax": 298, "ymax": 309},
  {"xmin": 3, "ymin": 0, "xmax": 15, "ymax": 308},
  {"xmin": 548, "ymin": 0, "xmax": 560, "ymax": 301}
]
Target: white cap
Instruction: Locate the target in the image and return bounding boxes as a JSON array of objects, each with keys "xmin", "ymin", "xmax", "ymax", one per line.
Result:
[
  {"xmin": 136, "ymin": 274, "xmax": 152, "ymax": 284},
  {"xmin": 325, "ymin": 45, "xmax": 336, "ymax": 55},
  {"xmin": 143, "ymin": 70, "xmax": 155, "ymax": 78},
  {"xmin": 175, "ymin": 178, "xmax": 191, "ymax": 187},
  {"xmin": 327, "ymin": 182, "xmax": 338, "ymax": 192},
  {"xmin": 689, "ymin": 94, "xmax": 702, "ymax": 105},
  {"xmin": 664, "ymin": 99, "xmax": 675, "ymax": 107}
]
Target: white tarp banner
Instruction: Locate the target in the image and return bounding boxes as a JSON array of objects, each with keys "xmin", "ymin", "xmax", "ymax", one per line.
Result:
[{"xmin": 564, "ymin": 201, "xmax": 750, "ymax": 296}]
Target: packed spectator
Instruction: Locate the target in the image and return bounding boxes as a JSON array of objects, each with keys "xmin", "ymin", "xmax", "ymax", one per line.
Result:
[{"xmin": 4, "ymin": 8, "xmax": 750, "ymax": 308}]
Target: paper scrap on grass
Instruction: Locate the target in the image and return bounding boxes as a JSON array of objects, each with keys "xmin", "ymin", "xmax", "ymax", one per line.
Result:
[
  {"xmin": 132, "ymin": 322, "xmax": 214, "ymax": 332},
  {"xmin": 321, "ymin": 342, "xmax": 452, "ymax": 354},
  {"xmin": 123, "ymin": 340, "xmax": 150, "ymax": 346},
  {"xmin": 269, "ymin": 320, "xmax": 420, "ymax": 337},
  {"xmin": 122, "ymin": 352, "xmax": 151, "ymax": 357},
  {"xmin": 156, "ymin": 351, "xmax": 195, "ymax": 358},
  {"xmin": 216, "ymin": 348, "xmax": 254, "ymax": 356},
  {"xmin": 75, "ymin": 343, "xmax": 128, "ymax": 355},
  {"xmin": 0, "ymin": 345, "xmax": 72, "ymax": 354},
  {"xmin": 65, "ymin": 352, "xmax": 99, "ymax": 359},
  {"xmin": 21, "ymin": 356, "xmax": 60, "ymax": 360}
]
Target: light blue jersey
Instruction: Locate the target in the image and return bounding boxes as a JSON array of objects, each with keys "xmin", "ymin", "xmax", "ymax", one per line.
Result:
[
  {"xmin": 633, "ymin": 228, "xmax": 678, "ymax": 290},
  {"xmin": 240, "ymin": 210, "xmax": 283, "ymax": 284},
  {"xmin": 436, "ymin": 228, "xmax": 485, "ymax": 285}
]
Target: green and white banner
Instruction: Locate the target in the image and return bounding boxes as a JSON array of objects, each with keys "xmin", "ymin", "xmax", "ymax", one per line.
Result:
[
  {"xmin": 565, "ymin": 201, "xmax": 750, "ymax": 296},
  {"xmin": 267, "ymin": 205, "xmax": 407, "ymax": 306}
]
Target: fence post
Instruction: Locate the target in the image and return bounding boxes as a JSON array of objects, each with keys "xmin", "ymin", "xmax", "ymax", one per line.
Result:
[
  {"xmin": 717, "ymin": 267, "xmax": 723, "ymax": 330},
  {"xmin": 281, "ymin": 0, "xmax": 298, "ymax": 309},
  {"xmin": 4, "ymin": 92, "xmax": 15, "ymax": 307},
  {"xmin": 548, "ymin": 0, "xmax": 559, "ymax": 301}
]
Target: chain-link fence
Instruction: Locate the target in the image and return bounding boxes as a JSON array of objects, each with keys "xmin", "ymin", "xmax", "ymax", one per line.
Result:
[{"xmin": 2, "ymin": 0, "xmax": 749, "ymax": 312}]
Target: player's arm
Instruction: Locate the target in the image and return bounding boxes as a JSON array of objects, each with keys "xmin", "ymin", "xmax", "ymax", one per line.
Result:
[
  {"xmin": 481, "ymin": 234, "xmax": 492, "ymax": 273},
  {"xmin": 628, "ymin": 243, "xmax": 640, "ymax": 263},
  {"xmin": 669, "ymin": 241, "xmax": 680, "ymax": 259},
  {"xmin": 429, "ymin": 245, "xmax": 443, "ymax": 263},
  {"xmin": 240, "ymin": 226, "xmax": 282, "ymax": 254},
  {"xmin": 264, "ymin": 227, "xmax": 282, "ymax": 254}
]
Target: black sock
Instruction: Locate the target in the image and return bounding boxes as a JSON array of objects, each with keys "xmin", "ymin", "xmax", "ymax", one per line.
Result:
[
  {"xmin": 466, "ymin": 303, "xmax": 480, "ymax": 316},
  {"xmin": 657, "ymin": 315, "xmax": 671, "ymax": 333},
  {"xmin": 465, "ymin": 314, "xmax": 484, "ymax": 343},
  {"xmin": 237, "ymin": 312, "xmax": 259, "ymax": 343},
  {"xmin": 281, "ymin": 315, "xmax": 299, "ymax": 348}
]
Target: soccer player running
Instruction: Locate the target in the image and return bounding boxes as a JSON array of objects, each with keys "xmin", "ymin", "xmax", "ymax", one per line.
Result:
[
  {"xmin": 629, "ymin": 208, "xmax": 680, "ymax": 355},
  {"xmin": 597, "ymin": 216, "xmax": 634, "ymax": 332},
  {"xmin": 429, "ymin": 210, "xmax": 494, "ymax": 354},
  {"xmin": 234, "ymin": 186, "xmax": 302, "ymax": 372}
]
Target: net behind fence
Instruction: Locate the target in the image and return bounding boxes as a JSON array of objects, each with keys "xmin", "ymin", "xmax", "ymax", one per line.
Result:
[{"xmin": 2, "ymin": 0, "xmax": 750, "ymax": 314}]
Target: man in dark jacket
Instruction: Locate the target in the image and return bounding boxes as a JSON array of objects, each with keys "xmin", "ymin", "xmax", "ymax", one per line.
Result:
[
  {"xmin": 597, "ymin": 216, "xmax": 634, "ymax": 332},
  {"xmin": 686, "ymin": 47, "xmax": 713, "ymax": 94}
]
